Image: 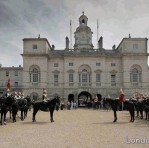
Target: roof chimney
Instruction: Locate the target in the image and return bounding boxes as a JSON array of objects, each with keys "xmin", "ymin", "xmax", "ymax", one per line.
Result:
[
  {"xmin": 112, "ymin": 44, "xmax": 116, "ymax": 50},
  {"xmin": 38, "ymin": 34, "xmax": 40, "ymax": 38},
  {"xmin": 98, "ymin": 36, "xmax": 103, "ymax": 49},
  {"xmin": 52, "ymin": 45, "xmax": 55, "ymax": 50},
  {"xmin": 65, "ymin": 36, "xmax": 69, "ymax": 50}
]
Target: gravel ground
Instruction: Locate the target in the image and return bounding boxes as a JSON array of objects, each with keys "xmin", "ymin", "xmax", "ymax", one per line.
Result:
[{"xmin": 0, "ymin": 108, "xmax": 149, "ymax": 148}]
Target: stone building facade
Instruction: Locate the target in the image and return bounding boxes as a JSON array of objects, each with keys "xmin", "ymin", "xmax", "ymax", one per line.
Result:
[
  {"xmin": 0, "ymin": 64, "xmax": 23, "ymax": 95},
  {"xmin": 1, "ymin": 13, "xmax": 149, "ymax": 103}
]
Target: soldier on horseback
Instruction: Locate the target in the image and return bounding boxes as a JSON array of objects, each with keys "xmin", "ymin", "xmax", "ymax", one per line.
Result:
[{"xmin": 42, "ymin": 88, "xmax": 48, "ymax": 103}]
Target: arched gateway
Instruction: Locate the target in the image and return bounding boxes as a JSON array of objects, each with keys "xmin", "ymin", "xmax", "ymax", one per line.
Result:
[
  {"xmin": 78, "ymin": 91, "xmax": 92, "ymax": 107},
  {"xmin": 68, "ymin": 94, "xmax": 74, "ymax": 102}
]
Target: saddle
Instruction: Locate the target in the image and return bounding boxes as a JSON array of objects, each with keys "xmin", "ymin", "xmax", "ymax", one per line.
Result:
[{"xmin": 40, "ymin": 103, "xmax": 49, "ymax": 112}]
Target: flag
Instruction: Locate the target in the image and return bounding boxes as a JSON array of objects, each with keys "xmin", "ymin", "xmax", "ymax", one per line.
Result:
[
  {"xmin": 119, "ymin": 88, "xmax": 124, "ymax": 103},
  {"xmin": 6, "ymin": 78, "xmax": 11, "ymax": 91}
]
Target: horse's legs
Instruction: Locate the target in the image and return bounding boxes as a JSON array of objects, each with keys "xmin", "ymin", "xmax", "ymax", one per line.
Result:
[
  {"xmin": 20, "ymin": 109, "xmax": 24, "ymax": 120},
  {"xmin": 113, "ymin": 110, "xmax": 117, "ymax": 122},
  {"xmin": 3, "ymin": 112, "xmax": 7, "ymax": 125},
  {"xmin": 9, "ymin": 110, "xmax": 12, "ymax": 119},
  {"xmin": 32, "ymin": 108, "xmax": 38, "ymax": 122},
  {"xmin": 1, "ymin": 112, "xmax": 3, "ymax": 125},
  {"xmin": 24, "ymin": 107, "xmax": 27, "ymax": 119},
  {"xmin": 23, "ymin": 111, "xmax": 25, "ymax": 119},
  {"xmin": 145, "ymin": 110, "xmax": 147, "ymax": 120},
  {"xmin": 129, "ymin": 109, "xmax": 135, "ymax": 122},
  {"xmin": 136, "ymin": 109, "xmax": 139, "ymax": 117},
  {"xmin": 132, "ymin": 110, "xmax": 135, "ymax": 122},
  {"xmin": 12, "ymin": 111, "xmax": 16, "ymax": 122},
  {"xmin": 140, "ymin": 110, "xmax": 143, "ymax": 119},
  {"xmin": 50, "ymin": 109, "xmax": 54, "ymax": 122}
]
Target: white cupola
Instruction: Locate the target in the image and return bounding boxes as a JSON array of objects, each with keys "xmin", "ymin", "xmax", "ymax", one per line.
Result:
[{"xmin": 74, "ymin": 12, "xmax": 93, "ymax": 50}]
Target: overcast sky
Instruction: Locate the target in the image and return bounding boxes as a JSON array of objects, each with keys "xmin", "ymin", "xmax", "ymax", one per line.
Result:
[{"xmin": 0, "ymin": 0, "xmax": 149, "ymax": 67}]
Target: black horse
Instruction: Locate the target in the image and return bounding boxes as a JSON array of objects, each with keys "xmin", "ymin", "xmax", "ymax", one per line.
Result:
[
  {"xmin": 17, "ymin": 98, "xmax": 28, "ymax": 120},
  {"xmin": 0, "ymin": 95, "xmax": 18, "ymax": 125},
  {"xmin": 32, "ymin": 97, "xmax": 60, "ymax": 122},
  {"xmin": 124, "ymin": 99, "xmax": 135, "ymax": 122},
  {"xmin": 143, "ymin": 99, "xmax": 149, "ymax": 120},
  {"xmin": 135, "ymin": 99, "xmax": 149, "ymax": 120},
  {"xmin": 106, "ymin": 98, "xmax": 119, "ymax": 122},
  {"xmin": 135, "ymin": 99, "xmax": 144, "ymax": 119},
  {"xmin": 23, "ymin": 96, "xmax": 32, "ymax": 118}
]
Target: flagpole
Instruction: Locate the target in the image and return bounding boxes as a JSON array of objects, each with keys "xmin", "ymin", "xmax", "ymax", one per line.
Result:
[
  {"xmin": 97, "ymin": 19, "xmax": 99, "ymax": 44},
  {"xmin": 70, "ymin": 20, "xmax": 72, "ymax": 49}
]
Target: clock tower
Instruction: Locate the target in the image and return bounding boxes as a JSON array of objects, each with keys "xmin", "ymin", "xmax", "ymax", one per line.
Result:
[{"xmin": 74, "ymin": 12, "xmax": 93, "ymax": 50}]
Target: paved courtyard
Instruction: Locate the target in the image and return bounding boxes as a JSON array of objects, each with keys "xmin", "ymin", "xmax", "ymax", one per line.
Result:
[{"xmin": 0, "ymin": 108, "xmax": 149, "ymax": 148}]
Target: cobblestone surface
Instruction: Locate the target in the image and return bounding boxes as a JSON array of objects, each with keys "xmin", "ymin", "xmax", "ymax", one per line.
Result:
[{"xmin": 0, "ymin": 109, "xmax": 149, "ymax": 148}]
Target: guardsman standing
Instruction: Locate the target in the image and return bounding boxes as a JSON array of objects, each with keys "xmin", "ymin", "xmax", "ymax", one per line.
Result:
[{"xmin": 94, "ymin": 95, "xmax": 98, "ymax": 109}]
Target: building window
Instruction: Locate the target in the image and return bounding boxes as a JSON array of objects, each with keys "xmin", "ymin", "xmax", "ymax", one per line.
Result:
[
  {"xmin": 69, "ymin": 63, "xmax": 73, "ymax": 66},
  {"xmin": 54, "ymin": 74, "xmax": 59, "ymax": 86},
  {"xmin": 111, "ymin": 74, "xmax": 116, "ymax": 86},
  {"xmin": 6, "ymin": 71, "xmax": 9, "ymax": 76},
  {"xmin": 33, "ymin": 44, "xmax": 37, "ymax": 49},
  {"xmin": 133, "ymin": 44, "xmax": 138, "ymax": 49},
  {"xmin": 30, "ymin": 68, "xmax": 40, "ymax": 83},
  {"xmin": 33, "ymin": 69, "xmax": 39, "ymax": 82},
  {"xmin": 69, "ymin": 73, "xmax": 74, "ymax": 86},
  {"xmin": 82, "ymin": 70, "xmax": 88, "ymax": 83},
  {"xmin": 96, "ymin": 63, "xmax": 101, "ymax": 66},
  {"xmin": 96, "ymin": 73, "xmax": 101, "ymax": 86},
  {"xmin": 54, "ymin": 63, "xmax": 59, "ymax": 67},
  {"xmin": 130, "ymin": 68, "xmax": 141, "ymax": 86},
  {"xmin": 111, "ymin": 63, "xmax": 116, "ymax": 66},
  {"xmin": 79, "ymin": 69, "xmax": 91, "ymax": 86},
  {"xmin": 15, "ymin": 70, "xmax": 18, "ymax": 76},
  {"xmin": 15, "ymin": 82, "xmax": 18, "ymax": 87}
]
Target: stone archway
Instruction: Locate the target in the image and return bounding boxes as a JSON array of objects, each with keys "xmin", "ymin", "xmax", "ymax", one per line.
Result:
[
  {"xmin": 78, "ymin": 91, "xmax": 92, "ymax": 107},
  {"xmin": 96, "ymin": 94, "xmax": 102, "ymax": 101},
  {"xmin": 30, "ymin": 92, "xmax": 39, "ymax": 101},
  {"xmin": 68, "ymin": 94, "xmax": 74, "ymax": 102}
]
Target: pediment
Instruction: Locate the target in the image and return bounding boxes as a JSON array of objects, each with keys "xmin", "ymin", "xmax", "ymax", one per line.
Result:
[
  {"xmin": 67, "ymin": 69, "xmax": 75, "ymax": 73},
  {"xmin": 94, "ymin": 69, "xmax": 102, "ymax": 73},
  {"xmin": 52, "ymin": 70, "xmax": 60, "ymax": 73},
  {"xmin": 110, "ymin": 70, "xmax": 117, "ymax": 74}
]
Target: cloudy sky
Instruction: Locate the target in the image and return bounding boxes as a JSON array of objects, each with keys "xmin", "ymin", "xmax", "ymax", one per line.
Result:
[{"xmin": 0, "ymin": 0, "xmax": 149, "ymax": 67}]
